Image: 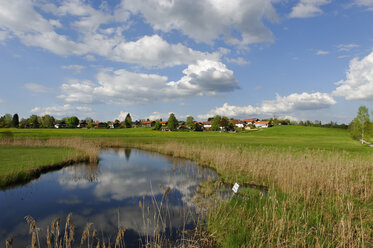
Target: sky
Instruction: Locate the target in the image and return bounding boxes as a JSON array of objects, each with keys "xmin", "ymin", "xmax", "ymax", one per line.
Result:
[{"xmin": 1, "ymin": 0, "xmax": 373, "ymax": 123}]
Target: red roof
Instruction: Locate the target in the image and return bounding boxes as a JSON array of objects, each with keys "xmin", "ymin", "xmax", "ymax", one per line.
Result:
[
  {"xmin": 244, "ymin": 118, "xmax": 258, "ymax": 122},
  {"xmin": 202, "ymin": 121, "xmax": 212, "ymax": 125},
  {"xmin": 256, "ymin": 121, "xmax": 269, "ymax": 124},
  {"xmin": 141, "ymin": 121, "xmax": 154, "ymax": 124},
  {"xmin": 160, "ymin": 121, "xmax": 168, "ymax": 124}
]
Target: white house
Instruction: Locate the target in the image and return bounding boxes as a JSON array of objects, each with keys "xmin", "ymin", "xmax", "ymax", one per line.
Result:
[{"xmin": 254, "ymin": 121, "xmax": 270, "ymax": 128}]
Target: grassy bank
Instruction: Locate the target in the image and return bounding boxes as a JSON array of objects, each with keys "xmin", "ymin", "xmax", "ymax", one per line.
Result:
[
  {"xmin": 1, "ymin": 126, "xmax": 372, "ymax": 246},
  {"xmin": 0, "ymin": 137, "xmax": 99, "ymax": 189}
]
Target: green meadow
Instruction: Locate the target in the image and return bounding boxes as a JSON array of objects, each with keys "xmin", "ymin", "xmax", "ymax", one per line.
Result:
[
  {"xmin": 0, "ymin": 125, "xmax": 370, "ymax": 153},
  {"xmin": 1, "ymin": 126, "xmax": 372, "ymax": 246}
]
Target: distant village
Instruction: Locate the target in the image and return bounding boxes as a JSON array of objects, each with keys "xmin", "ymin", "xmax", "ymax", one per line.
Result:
[
  {"xmin": 54, "ymin": 117, "xmax": 270, "ymax": 131},
  {"xmin": 0, "ymin": 112, "xmax": 348, "ymax": 130}
]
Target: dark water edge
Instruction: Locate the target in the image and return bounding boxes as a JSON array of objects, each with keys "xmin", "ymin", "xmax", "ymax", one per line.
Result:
[{"xmin": 0, "ymin": 148, "xmax": 217, "ymax": 247}]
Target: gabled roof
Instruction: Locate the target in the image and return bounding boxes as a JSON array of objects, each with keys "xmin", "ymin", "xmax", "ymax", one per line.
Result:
[
  {"xmin": 202, "ymin": 121, "xmax": 212, "ymax": 125},
  {"xmin": 141, "ymin": 121, "xmax": 155, "ymax": 124},
  {"xmin": 244, "ymin": 118, "xmax": 258, "ymax": 122},
  {"xmin": 255, "ymin": 121, "xmax": 269, "ymax": 124}
]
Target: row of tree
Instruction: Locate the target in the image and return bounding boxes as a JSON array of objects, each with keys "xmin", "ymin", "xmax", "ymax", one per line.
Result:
[{"xmin": 0, "ymin": 113, "xmax": 133, "ymax": 128}]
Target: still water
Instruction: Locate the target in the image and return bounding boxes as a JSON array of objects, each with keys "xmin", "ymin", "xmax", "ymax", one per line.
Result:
[{"xmin": 0, "ymin": 149, "xmax": 217, "ymax": 247}]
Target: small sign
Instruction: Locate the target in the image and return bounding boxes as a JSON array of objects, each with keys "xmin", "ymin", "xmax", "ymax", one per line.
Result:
[{"xmin": 232, "ymin": 183, "xmax": 239, "ymax": 193}]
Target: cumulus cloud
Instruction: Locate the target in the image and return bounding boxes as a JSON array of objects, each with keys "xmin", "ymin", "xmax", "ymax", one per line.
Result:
[
  {"xmin": 0, "ymin": 0, "xmax": 82, "ymax": 55},
  {"xmin": 24, "ymin": 83, "xmax": 52, "ymax": 93},
  {"xmin": 198, "ymin": 92, "xmax": 336, "ymax": 119},
  {"xmin": 333, "ymin": 51, "xmax": 373, "ymax": 100},
  {"xmin": 31, "ymin": 104, "xmax": 93, "ymax": 117},
  {"xmin": 58, "ymin": 60, "xmax": 237, "ymax": 104},
  {"xmin": 61, "ymin": 65, "xmax": 86, "ymax": 73},
  {"xmin": 116, "ymin": 111, "xmax": 129, "ymax": 121},
  {"xmin": 109, "ymin": 35, "xmax": 220, "ymax": 68},
  {"xmin": 123, "ymin": 0, "xmax": 277, "ymax": 45},
  {"xmin": 289, "ymin": 0, "xmax": 331, "ymax": 18},
  {"xmin": 0, "ymin": 1, "xmax": 220, "ymax": 68}
]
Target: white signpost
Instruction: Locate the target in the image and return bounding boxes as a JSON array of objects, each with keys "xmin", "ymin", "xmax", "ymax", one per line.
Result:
[{"xmin": 232, "ymin": 183, "xmax": 239, "ymax": 194}]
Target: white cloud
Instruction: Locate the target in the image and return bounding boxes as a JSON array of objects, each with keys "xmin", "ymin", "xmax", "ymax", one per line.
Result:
[
  {"xmin": 0, "ymin": 0, "xmax": 83, "ymax": 55},
  {"xmin": 116, "ymin": 111, "xmax": 129, "ymax": 121},
  {"xmin": 109, "ymin": 34, "xmax": 220, "ymax": 68},
  {"xmin": 61, "ymin": 65, "xmax": 86, "ymax": 73},
  {"xmin": 355, "ymin": 0, "xmax": 373, "ymax": 8},
  {"xmin": 58, "ymin": 60, "xmax": 238, "ymax": 104},
  {"xmin": 24, "ymin": 83, "xmax": 52, "ymax": 93},
  {"xmin": 225, "ymin": 57, "xmax": 250, "ymax": 65},
  {"xmin": 316, "ymin": 50, "xmax": 329, "ymax": 55},
  {"xmin": 333, "ymin": 51, "xmax": 373, "ymax": 100},
  {"xmin": 260, "ymin": 92, "xmax": 336, "ymax": 113},
  {"xmin": 147, "ymin": 112, "xmax": 167, "ymax": 120},
  {"xmin": 0, "ymin": 98, "xmax": 4, "ymax": 104},
  {"xmin": 31, "ymin": 104, "xmax": 94, "ymax": 117},
  {"xmin": 337, "ymin": 43, "xmax": 359, "ymax": 51},
  {"xmin": 198, "ymin": 92, "xmax": 336, "ymax": 119},
  {"xmin": 123, "ymin": 0, "xmax": 277, "ymax": 45},
  {"xmin": 289, "ymin": 0, "xmax": 331, "ymax": 18},
  {"xmin": 0, "ymin": 1, "xmax": 221, "ymax": 68}
]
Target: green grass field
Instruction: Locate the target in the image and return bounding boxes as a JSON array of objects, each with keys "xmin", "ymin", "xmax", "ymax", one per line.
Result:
[
  {"xmin": 0, "ymin": 145, "xmax": 82, "ymax": 188},
  {"xmin": 0, "ymin": 125, "xmax": 370, "ymax": 154}
]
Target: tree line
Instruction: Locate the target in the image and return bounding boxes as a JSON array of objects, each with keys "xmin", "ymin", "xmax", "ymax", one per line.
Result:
[{"xmin": 0, "ymin": 113, "xmax": 133, "ymax": 128}]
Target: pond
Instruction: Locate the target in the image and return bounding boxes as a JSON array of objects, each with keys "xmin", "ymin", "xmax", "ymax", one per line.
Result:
[{"xmin": 0, "ymin": 148, "xmax": 217, "ymax": 247}]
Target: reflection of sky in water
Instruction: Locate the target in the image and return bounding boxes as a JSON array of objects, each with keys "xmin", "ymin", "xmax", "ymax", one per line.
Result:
[{"xmin": 0, "ymin": 149, "xmax": 216, "ymax": 247}]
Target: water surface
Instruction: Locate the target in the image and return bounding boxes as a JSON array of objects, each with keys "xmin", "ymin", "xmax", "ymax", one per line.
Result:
[{"xmin": 0, "ymin": 148, "xmax": 217, "ymax": 247}]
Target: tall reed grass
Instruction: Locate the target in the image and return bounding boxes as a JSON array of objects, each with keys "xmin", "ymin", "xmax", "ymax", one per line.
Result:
[{"xmin": 123, "ymin": 140, "xmax": 373, "ymax": 247}]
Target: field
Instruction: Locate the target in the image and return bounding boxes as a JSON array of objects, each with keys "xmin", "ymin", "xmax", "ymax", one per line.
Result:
[{"xmin": 0, "ymin": 126, "xmax": 372, "ymax": 247}]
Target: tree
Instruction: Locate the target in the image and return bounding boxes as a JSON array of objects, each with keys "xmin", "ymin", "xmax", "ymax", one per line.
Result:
[
  {"xmin": 153, "ymin": 120, "xmax": 162, "ymax": 130},
  {"xmin": 67, "ymin": 116, "xmax": 79, "ymax": 128},
  {"xmin": 11, "ymin": 114, "xmax": 19, "ymax": 128},
  {"xmin": 220, "ymin": 116, "xmax": 229, "ymax": 131},
  {"xmin": 186, "ymin": 116, "xmax": 194, "ymax": 129},
  {"xmin": 193, "ymin": 122, "xmax": 202, "ymax": 131},
  {"xmin": 211, "ymin": 115, "xmax": 221, "ymax": 131},
  {"xmin": 350, "ymin": 106, "xmax": 372, "ymax": 143},
  {"xmin": 167, "ymin": 113, "xmax": 178, "ymax": 131},
  {"xmin": 124, "ymin": 113, "xmax": 132, "ymax": 128},
  {"xmin": 28, "ymin": 115, "xmax": 39, "ymax": 128},
  {"xmin": 41, "ymin": 115, "xmax": 55, "ymax": 128}
]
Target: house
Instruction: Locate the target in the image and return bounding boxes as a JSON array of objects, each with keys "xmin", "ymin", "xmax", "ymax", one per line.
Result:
[
  {"xmin": 254, "ymin": 120, "xmax": 270, "ymax": 128},
  {"xmin": 141, "ymin": 120, "xmax": 155, "ymax": 127},
  {"xmin": 109, "ymin": 122, "xmax": 120, "ymax": 128},
  {"xmin": 77, "ymin": 121, "xmax": 87, "ymax": 128},
  {"xmin": 202, "ymin": 121, "xmax": 212, "ymax": 128},
  {"xmin": 160, "ymin": 121, "xmax": 168, "ymax": 126},
  {"xmin": 96, "ymin": 122, "xmax": 107, "ymax": 128},
  {"xmin": 54, "ymin": 122, "xmax": 67, "ymax": 128},
  {"xmin": 244, "ymin": 118, "xmax": 259, "ymax": 125},
  {"xmin": 161, "ymin": 126, "xmax": 169, "ymax": 131},
  {"xmin": 230, "ymin": 120, "xmax": 245, "ymax": 128}
]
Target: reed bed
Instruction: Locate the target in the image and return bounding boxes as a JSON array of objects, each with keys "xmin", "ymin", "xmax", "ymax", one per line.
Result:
[
  {"xmin": 123, "ymin": 140, "xmax": 373, "ymax": 247},
  {"xmin": 7, "ymin": 187, "xmax": 212, "ymax": 248}
]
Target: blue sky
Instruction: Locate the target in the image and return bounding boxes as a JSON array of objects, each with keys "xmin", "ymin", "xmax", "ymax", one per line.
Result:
[{"xmin": 1, "ymin": 0, "xmax": 373, "ymax": 123}]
